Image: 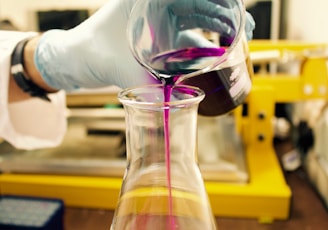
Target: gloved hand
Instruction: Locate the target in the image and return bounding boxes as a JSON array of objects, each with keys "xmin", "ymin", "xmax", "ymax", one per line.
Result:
[
  {"xmin": 128, "ymin": 0, "xmax": 255, "ymax": 78},
  {"xmin": 35, "ymin": 0, "xmax": 154, "ymax": 91},
  {"xmin": 35, "ymin": 0, "xmax": 255, "ymax": 91},
  {"xmin": 129, "ymin": 0, "xmax": 255, "ymax": 51},
  {"xmin": 211, "ymin": 0, "xmax": 256, "ymax": 40}
]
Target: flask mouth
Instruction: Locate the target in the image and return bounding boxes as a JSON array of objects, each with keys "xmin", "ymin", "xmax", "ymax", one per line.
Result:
[{"xmin": 118, "ymin": 84, "xmax": 205, "ymax": 109}]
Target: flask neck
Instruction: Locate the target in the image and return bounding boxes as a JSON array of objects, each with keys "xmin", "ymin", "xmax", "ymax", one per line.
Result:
[{"xmin": 123, "ymin": 92, "xmax": 200, "ymax": 165}]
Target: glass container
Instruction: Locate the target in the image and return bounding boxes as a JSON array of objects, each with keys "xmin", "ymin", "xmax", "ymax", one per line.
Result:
[
  {"xmin": 110, "ymin": 84, "xmax": 217, "ymax": 229},
  {"xmin": 127, "ymin": 0, "xmax": 253, "ymax": 116}
]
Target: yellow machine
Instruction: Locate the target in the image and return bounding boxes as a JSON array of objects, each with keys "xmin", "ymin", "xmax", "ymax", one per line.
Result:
[{"xmin": 1, "ymin": 40, "xmax": 328, "ymax": 223}]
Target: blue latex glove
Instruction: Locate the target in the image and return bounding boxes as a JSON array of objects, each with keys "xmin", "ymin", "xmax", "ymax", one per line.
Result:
[
  {"xmin": 35, "ymin": 0, "xmax": 255, "ymax": 91},
  {"xmin": 129, "ymin": 0, "xmax": 255, "ymax": 52},
  {"xmin": 35, "ymin": 0, "xmax": 154, "ymax": 91},
  {"xmin": 212, "ymin": 0, "xmax": 256, "ymax": 40}
]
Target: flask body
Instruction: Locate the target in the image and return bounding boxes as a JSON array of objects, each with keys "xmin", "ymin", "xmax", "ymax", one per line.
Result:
[{"xmin": 111, "ymin": 85, "xmax": 217, "ymax": 230}]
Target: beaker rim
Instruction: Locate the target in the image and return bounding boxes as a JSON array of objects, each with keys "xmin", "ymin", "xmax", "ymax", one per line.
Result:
[{"xmin": 118, "ymin": 84, "xmax": 205, "ymax": 108}]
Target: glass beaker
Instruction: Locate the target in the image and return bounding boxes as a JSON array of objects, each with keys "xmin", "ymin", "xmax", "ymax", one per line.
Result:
[
  {"xmin": 127, "ymin": 0, "xmax": 253, "ymax": 116},
  {"xmin": 110, "ymin": 85, "xmax": 217, "ymax": 230}
]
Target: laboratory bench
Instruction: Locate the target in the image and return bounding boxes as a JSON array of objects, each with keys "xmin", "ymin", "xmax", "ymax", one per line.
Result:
[{"xmin": 62, "ymin": 139, "xmax": 328, "ymax": 230}]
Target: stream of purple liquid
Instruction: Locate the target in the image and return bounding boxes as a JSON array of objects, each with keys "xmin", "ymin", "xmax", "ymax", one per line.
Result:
[
  {"xmin": 159, "ymin": 47, "xmax": 226, "ymax": 229},
  {"xmin": 163, "ymin": 85, "xmax": 175, "ymax": 228}
]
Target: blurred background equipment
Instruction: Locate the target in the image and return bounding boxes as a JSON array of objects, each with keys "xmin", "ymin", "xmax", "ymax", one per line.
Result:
[{"xmin": 0, "ymin": 195, "xmax": 64, "ymax": 230}]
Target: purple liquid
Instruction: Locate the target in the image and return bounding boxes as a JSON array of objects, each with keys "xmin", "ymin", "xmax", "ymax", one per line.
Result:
[
  {"xmin": 161, "ymin": 85, "xmax": 218, "ymax": 230},
  {"xmin": 150, "ymin": 47, "xmax": 226, "ymax": 78},
  {"xmin": 152, "ymin": 47, "xmax": 252, "ymax": 116},
  {"xmin": 182, "ymin": 59, "xmax": 252, "ymax": 116},
  {"xmin": 163, "ymin": 85, "xmax": 175, "ymax": 228},
  {"xmin": 157, "ymin": 47, "xmax": 226, "ymax": 228}
]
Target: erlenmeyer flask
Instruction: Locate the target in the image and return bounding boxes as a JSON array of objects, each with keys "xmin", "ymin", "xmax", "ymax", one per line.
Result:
[{"xmin": 110, "ymin": 84, "xmax": 217, "ymax": 230}]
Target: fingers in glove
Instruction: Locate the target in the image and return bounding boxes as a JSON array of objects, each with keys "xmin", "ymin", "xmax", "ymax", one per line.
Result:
[
  {"xmin": 176, "ymin": 15, "xmax": 235, "ymax": 38},
  {"xmin": 245, "ymin": 12, "xmax": 255, "ymax": 40},
  {"xmin": 170, "ymin": 0, "xmax": 236, "ymax": 27}
]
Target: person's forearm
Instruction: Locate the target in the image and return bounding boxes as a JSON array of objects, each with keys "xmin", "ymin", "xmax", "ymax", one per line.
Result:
[
  {"xmin": 8, "ymin": 36, "xmax": 58, "ymax": 103},
  {"xmin": 8, "ymin": 75, "xmax": 31, "ymax": 102}
]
